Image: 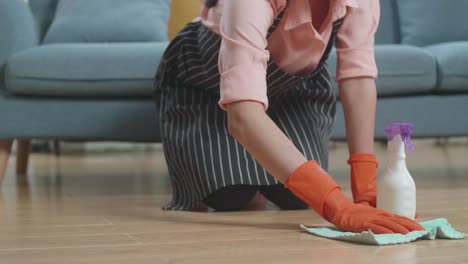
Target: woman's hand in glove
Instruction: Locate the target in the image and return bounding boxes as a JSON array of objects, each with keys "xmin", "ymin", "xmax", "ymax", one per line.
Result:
[{"xmin": 323, "ymin": 188, "xmax": 424, "ymax": 234}]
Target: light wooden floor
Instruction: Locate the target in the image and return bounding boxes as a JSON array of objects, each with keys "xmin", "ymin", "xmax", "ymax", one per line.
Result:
[{"xmin": 0, "ymin": 139, "xmax": 467, "ymax": 264}]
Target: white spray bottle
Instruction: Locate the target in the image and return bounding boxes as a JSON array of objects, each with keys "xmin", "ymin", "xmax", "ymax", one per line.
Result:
[{"xmin": 377, "ymin": 123, "xmax": 417, "ymax": 220}]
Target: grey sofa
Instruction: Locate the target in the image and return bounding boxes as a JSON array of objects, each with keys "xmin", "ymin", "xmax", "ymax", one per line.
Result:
[
  {"xmin": 330, "ymin": 0, "xmax": 468, "ymax": 140},
  {"xmin": 0, "ymin": 0, "xmax": 169, "ymax": 183}
]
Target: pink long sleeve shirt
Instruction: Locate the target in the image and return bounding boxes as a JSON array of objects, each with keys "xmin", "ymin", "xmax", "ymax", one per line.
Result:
[{"xmin": 199, "ymin": 0, "xmax": 380, "ymax": 110}]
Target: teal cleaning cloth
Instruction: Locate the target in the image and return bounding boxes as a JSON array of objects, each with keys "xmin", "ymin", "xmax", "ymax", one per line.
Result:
[{"xmin": 300, "ymin": 218, "xmax": 464, "ymax": 245}]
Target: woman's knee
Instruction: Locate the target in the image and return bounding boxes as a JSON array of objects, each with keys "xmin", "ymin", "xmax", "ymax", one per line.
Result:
[
  {"xmin": 203, "ymin": 185, "xmax": 258, "ymax": 211},
  {"xmin": 258, "ymin": 184, "xmax": 308, "ymax": 210}
]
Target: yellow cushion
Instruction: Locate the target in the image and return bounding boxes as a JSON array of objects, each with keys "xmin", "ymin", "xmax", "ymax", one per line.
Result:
[{"xmin": 168, "ymin": 0, "xmax": 202, "ymax": 39}]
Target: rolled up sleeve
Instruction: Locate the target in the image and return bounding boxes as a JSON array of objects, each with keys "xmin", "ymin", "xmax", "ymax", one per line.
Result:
[
  {"xmin": 335, "ymin": 1, "xmax": 380, "ymax": 82},
  {"xmin": 218, "ymin": 0, "xmax": 282, "ymax": 111}
]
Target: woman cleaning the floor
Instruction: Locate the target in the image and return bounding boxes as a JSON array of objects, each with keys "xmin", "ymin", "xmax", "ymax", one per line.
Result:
[{"xmin": 154, "ymin": 0, "xmax": 425, "ymax": 234}]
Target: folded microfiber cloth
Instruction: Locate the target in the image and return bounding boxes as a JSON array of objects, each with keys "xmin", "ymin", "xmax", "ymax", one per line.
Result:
[{"xmin": 300, "ymin": 218, "xmax": 464, "ymax": 245}]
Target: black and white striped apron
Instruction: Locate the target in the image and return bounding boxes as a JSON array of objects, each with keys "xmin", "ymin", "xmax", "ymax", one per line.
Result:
[{"xmin": 154, "ymin": 5, "xmax": 343, "ymax": 210}]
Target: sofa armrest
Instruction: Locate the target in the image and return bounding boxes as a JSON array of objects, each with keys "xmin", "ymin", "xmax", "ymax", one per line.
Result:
[{"xmin": 0, "ymin": 0, "xmax": 39, "ymax": 90}]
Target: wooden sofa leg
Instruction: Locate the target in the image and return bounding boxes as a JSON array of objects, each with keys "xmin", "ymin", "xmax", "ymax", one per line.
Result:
[
  {"xmin": 0, "ymin": 140, "xmax": 13, "ymax": 186},
  {"xmin": 16, "ymin": 140, "xmax": 31, "ymax": 176}
]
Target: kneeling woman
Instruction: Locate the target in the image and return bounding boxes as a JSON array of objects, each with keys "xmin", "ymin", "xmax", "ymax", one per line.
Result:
[{"xmin": 154, "ymin": 0, "xmax": 424, "ymax": 234}]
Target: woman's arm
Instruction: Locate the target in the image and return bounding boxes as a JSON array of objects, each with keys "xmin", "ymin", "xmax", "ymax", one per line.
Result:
[
  {"xmin": 334, "ymin": 1, "xmax": 380, "ymax": 153},
  {"xmin": 226, "ymin": 101, "xmax": 307, "ymax": 183},
  {"xmin": 216, "ymin": 0, "xmax": 305, "ymax": 181},
  {"xmin": 339, "ymin": 78, "xmax": 377, "ymax": 154},
  {"xmin": 340, "ymin": 77, "xmax": 379, "ymax": 208},
  {"xmin": 334, "ymin": 1, "xmax": 381, "ymax": 206},
  {"xmin": 225, "ymin": 89, "xmax": 424, "ymax": 235}
]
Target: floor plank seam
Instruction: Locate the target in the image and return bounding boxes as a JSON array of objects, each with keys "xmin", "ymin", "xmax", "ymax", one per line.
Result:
[
  {"xmin": 0, "ymin": 243, "xmax": 143, "ymax": 251},
  {"xmin": 126, "ymin": 234, "xmax": 143, "ymax": 245}
]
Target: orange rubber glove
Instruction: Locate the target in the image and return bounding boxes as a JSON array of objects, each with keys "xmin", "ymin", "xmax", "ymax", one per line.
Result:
[
  {"xmin": 284, "ymin": 160, "xmax": 424, "ymax": 234},
  {"xmin": 348, "ymin": 153, "xmax": 378, "ymax": 207},
  {"xmin": 348, "ymin": 154, "xmax": 420, "ymax": 219}
]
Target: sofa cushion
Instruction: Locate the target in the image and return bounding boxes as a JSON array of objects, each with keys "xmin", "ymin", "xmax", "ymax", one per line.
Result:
[
  {"xmin": 328, "ymin": 45, "xmax": 437, "ymax": 97},
  {"xmin": 425, "ymin": 42, "xmax": 468, "ymax": 93},
  {"xmin": 43, "ymin": 0, "xmax": 170, "ymax": 43},
  {"xmin": 396, "ymin": 0, "xmax": 468, "ymax": 46},
  {"xmin": 0, "ymin": 0, "xmax": 39, "ymax": 90},
  {"xmin": 5, "ymin": 42, "xmax": 168, "ymax": 97},
  {"xmin": 28, "ymin": 0, "xmax": 59, "ymax": 41},
  {"xmin": 375, "ymin": 0, "xmax": 400, "ymax": 44}
]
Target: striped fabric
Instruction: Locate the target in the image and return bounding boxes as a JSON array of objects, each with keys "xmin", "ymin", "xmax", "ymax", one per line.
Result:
[{"xmin": 154, "ymin": 6, "xmax": 343, "ymax": 210}]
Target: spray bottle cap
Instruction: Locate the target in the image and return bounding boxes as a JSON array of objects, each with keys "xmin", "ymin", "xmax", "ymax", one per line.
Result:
[{"xmin": 384, "ymin": 123, "xmax": 415, "ymax": 152}]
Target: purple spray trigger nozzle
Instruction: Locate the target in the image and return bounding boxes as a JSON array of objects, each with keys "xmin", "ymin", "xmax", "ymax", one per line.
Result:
[{"xmin": 384, "ymin": 123, "xmax": 415, "ymax": 152}]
